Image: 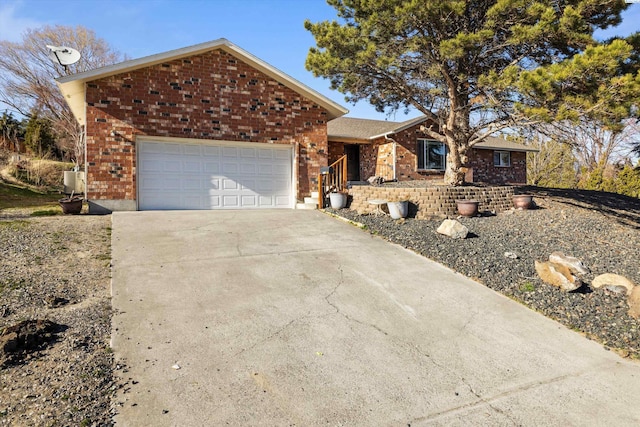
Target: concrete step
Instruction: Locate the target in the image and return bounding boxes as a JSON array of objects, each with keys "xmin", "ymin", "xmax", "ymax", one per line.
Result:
[
  {"xmin": 304, "ymin": 196, "xmax": 318, "ymax": 205},
  {"xmin": 296, "ymin": 202, "xmax": 318, "ymax": 210},
  {"xmin": 310, "ymin": 191, "xmax": 320, "ymax": 199}
]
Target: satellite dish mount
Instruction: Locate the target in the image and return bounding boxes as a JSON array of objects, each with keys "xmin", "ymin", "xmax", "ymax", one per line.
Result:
[{"xmin": 46, "ymin": 45, "xmax": 81, "ymax": 73}]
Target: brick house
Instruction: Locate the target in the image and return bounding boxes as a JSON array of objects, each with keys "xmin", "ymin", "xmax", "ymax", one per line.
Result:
[
  {"xmin": 327, "ymin": 117, "xmax": 537, "ymax": 185},
  {"xmin": 57, "ymin": 39, "xmax": 534, "ymax": 212},
  {"xmin": 57, "ymin": 39, "xmax": 347, "ymax": 213}
]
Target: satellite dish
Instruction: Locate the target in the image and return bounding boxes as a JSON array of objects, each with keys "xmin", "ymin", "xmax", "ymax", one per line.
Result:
[{"xmin": 46, "ymin": 45, "xmax": 81, "ymax": 67}]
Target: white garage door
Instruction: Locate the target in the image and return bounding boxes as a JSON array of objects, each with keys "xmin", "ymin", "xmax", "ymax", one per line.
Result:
[{"xmin": 137, "ymin": 139, "xmax": 293, "ymax": 210}]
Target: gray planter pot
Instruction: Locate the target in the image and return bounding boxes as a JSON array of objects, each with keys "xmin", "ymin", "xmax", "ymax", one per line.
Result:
[
  {"xmin": 387, "ymin": 201, "xmax": 409, "ymax": 219},
  {"xmin": 329, "ymin": 192, "xmax": 348, "ymax": 209}
]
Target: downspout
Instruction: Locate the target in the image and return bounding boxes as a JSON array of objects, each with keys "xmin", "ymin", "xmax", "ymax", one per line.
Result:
[{"xmin": 384, "ymin": 133, "xmax": 397, "ymax": 181}]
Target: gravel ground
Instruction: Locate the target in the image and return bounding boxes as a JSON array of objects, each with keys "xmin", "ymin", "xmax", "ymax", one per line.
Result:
[
  {"xmin": 1, "ymin": 186, "xmax": 639, "ymax": 425},
  {"xmin": 0, "ymin": 209, "xmax": 114, "ymax": 427},
  {"xmin": 329, "ymin": 187, "xmax": 640, "ymax": 359}
]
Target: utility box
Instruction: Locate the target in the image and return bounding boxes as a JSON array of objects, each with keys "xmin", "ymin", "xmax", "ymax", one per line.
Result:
[{"xmin": 63, "ymin": 171, "xmax": 85, "ymax": 194}]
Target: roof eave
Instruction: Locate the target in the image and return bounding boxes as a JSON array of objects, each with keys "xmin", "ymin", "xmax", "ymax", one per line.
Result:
[
  {"xmin": 327, "ymin": 136, "xmax": 371, "ymax": 144},
  {"xmin": 473, "ymin": 145, "xmax": 539, "ymax": 153},
  {"xmin": 368, "ymin": 115, "xmax": 430, "ymax": 140}
]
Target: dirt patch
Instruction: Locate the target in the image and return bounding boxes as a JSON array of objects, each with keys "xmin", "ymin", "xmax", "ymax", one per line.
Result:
[
  {"xmin": 0, "ymin": 211, "xmax": 113, "ymax": 426},
  {"xmin": 0, "ymin": 319, "xmax": 63, "ymax": 367}
]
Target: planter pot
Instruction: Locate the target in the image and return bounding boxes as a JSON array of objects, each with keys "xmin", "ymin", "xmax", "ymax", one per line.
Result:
[
  {"xmin": 387, "ymin": 201, "xmax": 409, "ymax": 219},
  {"xmin": 456, "ymin": 199, "xmax": 479, "ymax": 217},
  {"xmin": 59, "ymin": 197, "xmax": 83, "ymax": 214},
  {"xmin": 513, "ymin": 194, "xmax": 534, "ymax": 210},
  {"xmin": 329, "ymin": 192, "xmax": 348, "ymax": 209}
]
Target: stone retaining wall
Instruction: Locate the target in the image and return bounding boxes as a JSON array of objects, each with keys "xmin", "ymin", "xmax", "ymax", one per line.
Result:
[{"xmin": 347, "ymin": 185, "xmax": 515, "ymax": 218}]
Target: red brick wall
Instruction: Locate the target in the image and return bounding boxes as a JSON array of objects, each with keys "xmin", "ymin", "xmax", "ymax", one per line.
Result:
[
  {"xmin": 85, "ymin": 49, "xmax": 331, "ymax": 202},
  {"xmin": 329, "ymin": 122, "xmax": 527, "ymax": 185},
  {"xmin": 355, "ymin": 123, "xmax": 445, "ymax": 182},
  {"xmin": 468, "ymin": 149, "xmax": 527, "ymax": 184},
  {"xmin": 328, "ymin": 141, "xmax": 344, "ymax": 165}
]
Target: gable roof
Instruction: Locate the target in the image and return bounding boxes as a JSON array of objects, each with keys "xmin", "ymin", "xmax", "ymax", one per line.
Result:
[
  {"xmin": 328, "ymin": 116, "xmax": 537, "ymax": 152},
  {"xmin": 56, "ymin": 38, "xmax": 348, "ymax": 126}
]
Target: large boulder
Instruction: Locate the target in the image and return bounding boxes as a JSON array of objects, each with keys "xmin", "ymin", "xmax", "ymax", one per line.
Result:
[
  {"xmin": 534, "ymin": 260, "xmax": 582, "ymax": 292},
  {"xmin": 628, "ymin": 286, "xmax": 640, "ymax": 319},
  {"xmin": 591, "ymin": 273, "xmax": 635, "ymax": 295},
  {"xmin": 436, "ymin": 219, "xmax": 469, "ymax": 239},
  {"xmin": 548, "ymin": 252, "xmax": 590, "ymax": 275}
]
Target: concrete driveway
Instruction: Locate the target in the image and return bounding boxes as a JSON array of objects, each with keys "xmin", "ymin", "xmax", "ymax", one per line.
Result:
[{"xmin": 111, "ymin": 210, "xmax": 640, "ymax": 426}]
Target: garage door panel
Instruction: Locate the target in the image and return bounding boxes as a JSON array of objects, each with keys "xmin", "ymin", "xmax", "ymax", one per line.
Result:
[
  {"xmin": 203, "ymin": 162, "xmax": 220, "ymax": 173},
  {"xmin": 256, "ymin": 180, "xmax": 274, "ymax": 191},
  {"xmin": 275, "ymin": 195, "xmax": 290, "ymax": 206},
  {"xmin": 223, "ymin": 163, "xmax": 238, "ymax": 174},
  {"xmin": 258, "ymin": 148, "xmax": 274, "ymax": 159},
  {"xmin": 182, "ymin": 178, "xmax": 202, "ymax": 191},
  {"xmin": 258, "ymin": 164, "xmax": 273, "ymax": 174},
  {"xmin": 163, "ymin": 161, "xmax": 181, "ymax": 173},
  {"xmin": 222, "ymin": 195, "xmax": 239, "ymax": 207},
  {"xmin": 161, "ymin": 144, "xmax": 182, "ymax": 155},
  {"xmin": 203, "ymin": 146, "xmax": 220, "ymax": 156},
  {"xmin": 240, "ymin": 163, "xmax": 256, "ymax": 174},
  {"xmin": 241, "ymin": 195, "xmax": 257, "ymax": 206},
  {"xmin": 222, "ymin": 179, "xmax": 238, "ymax": 190},
  {"xmin": 223, "ymin": 147, "xmax": 238, "ymax": 157},
  {"xmin": 183, "ymin": 161, "xmax": 202, "ymax": 173},
  {"xmin": 240, "ymin": 148, "xmax": 256, "ymax": 158},
  {"xmin": 183, "ymin": 145, "xmax": 202, "ymax": 156},
  {"xmin": 162, "ymin": 178, "xmax": 181, "ymax": 191},
  {"xmin": 138, "ymin": 140, "xmax": 292, "ymax": 210},
  {"xmin": 240, "ymin": 179, "xmax": 256, "ymax": 190},
  {"xmin": 275, "ymin": 150, "xmax": 290, "ymax": 160}
]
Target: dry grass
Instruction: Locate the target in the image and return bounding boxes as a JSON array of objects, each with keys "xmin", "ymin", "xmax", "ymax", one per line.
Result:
[{"xmin": 7, "ymin": 158, "xmax": 74, "ymax": 190}]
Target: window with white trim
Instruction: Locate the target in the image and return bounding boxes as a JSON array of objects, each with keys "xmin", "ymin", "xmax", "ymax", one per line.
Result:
[
  {"xmin": 493, "ymin": 151, "xmax": 511, "ymax": 167},
  {"xmin": 417, "ymin": 139, "xmax": 446, "ymax": 170}
]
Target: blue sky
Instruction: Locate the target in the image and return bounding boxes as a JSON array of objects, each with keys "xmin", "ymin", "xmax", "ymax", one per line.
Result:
[{"xmin": 1, "ymin": 0, "xmax": 639, "ymax": 121}]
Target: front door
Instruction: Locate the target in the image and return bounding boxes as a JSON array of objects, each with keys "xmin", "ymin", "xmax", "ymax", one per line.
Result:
[{"xmin": 344, "ymin": 144, "xmax": 360, "ymax": 181}]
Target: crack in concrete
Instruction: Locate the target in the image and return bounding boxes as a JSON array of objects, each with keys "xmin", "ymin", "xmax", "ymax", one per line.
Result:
[
  {"xmin": 323, "ymin": 266, "xmax": 390, "ymax": 337},
  {"xmin": 232, "ymin": 318, "xmax": 298, "ymax": 358},
  {"xmin": 408, "ymin": 368, "xmax": 584, "ymax": 425}
]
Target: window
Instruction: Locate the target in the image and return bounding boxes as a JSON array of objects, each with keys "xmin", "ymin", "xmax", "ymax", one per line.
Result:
[
  {"xmin": 494, "ymin": 151, "xmax": 511, "ymax": 167},
  {"xmin": 417, "ymin": 139, "xmax": 446, "ymax": 170}
]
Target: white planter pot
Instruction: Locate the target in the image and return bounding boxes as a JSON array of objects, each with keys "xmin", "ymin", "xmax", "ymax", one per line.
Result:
[
  {"xmin": 387, "ymin": 201, "xmax": 409, "ymax": 219},
  {"xmin": 329, "ymin": 192, "xmax": 348, "ymax": 209}
]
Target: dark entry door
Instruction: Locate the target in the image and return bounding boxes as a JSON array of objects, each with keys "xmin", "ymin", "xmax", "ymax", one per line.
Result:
[{"xmin": 344, "ymin": 144, "xmax": 360, "ymax": 181}]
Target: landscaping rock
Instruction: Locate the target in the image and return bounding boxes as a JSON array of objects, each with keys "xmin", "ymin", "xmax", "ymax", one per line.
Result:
[
  {"xmin": 328, "ymin": 187, "xmax": 640, "ymax": 358},
  {"xmin": 534, "ymin": 261, "xmax": 582, "ymax": 292},
  {"xmin": 548, "ymin": 251, "xmax": 590, "ymax": 275},
  {"xmin": 628, "ymin": 286, "xmax": 640, "ymax": 319},
  {"xmin": 436, "ymin": 219, "xmax": 468, "ymax": 239},
  {"xmin": 592, "ymin": 273, "xmax": 636, "ymax": 295}
]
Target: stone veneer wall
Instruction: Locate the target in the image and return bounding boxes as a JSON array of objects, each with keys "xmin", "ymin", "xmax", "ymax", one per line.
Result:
[{"xmin": 347, "ymin": 185, "xmax": 515, "ymax": 218}]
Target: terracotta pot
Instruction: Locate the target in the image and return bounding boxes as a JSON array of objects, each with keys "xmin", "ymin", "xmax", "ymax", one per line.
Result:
[
  {"xmin": 513, "ymin": 194, "xmax": 534, "ymax": 210},
  {"xmin": 59, "ymin": 197, "xmax": 83, "ymax": 214},
  {"xmin": 456, "ymin": 199, "xmax": 479, "ymax": 217}
]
